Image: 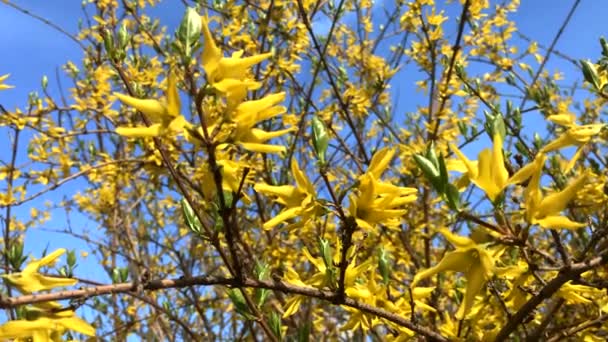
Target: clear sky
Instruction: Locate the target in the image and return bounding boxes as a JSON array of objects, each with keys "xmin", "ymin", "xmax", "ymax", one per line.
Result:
[{"xmin": 0, "ymin": 0, "xmax": 606, "ymax": 301}]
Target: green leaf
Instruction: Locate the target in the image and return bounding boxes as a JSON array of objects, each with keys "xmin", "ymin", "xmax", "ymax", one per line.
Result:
[
  {"xmin": 581, "ymin": 60, "xmax": 601, "ymax": 91},
  {"xmin": 269, "ymin": 311, "xmax": 282, "ymax": 340},
  {"xmin": 413, "ymin": 154, "xmax": 441, "ymax": 191},
  {"xmin": 255, "ymin": 261, "xmax": 271, "ymax": 306},
  {"xmin": 445, "ymin": 183, "xmax": 460, "ymax": 211},
  {"xmin": 437, "ymin": 154, "xmax": 449, "ymax": 194},
  {"xmin": 177, "ymin": 7, "xmax": 202, "ymax": 57},
  {"xmin": 425, "ymin": 141, "xmax": 440, "ymax": 170},
  {"xmin": 318, "ymin": 238, "xmax": 333, "ymax": 270},
  {"xmin": 181, "ymin": 198, "xmax": 202, "ymax": 234},
  {"xmin": 228, "ymin": 289, "xmax": 255, "ymax": 320},
  {"xmin": 297, "ymin": 321, "xmax": 311, "ymax": 342},
  {"xmin": 311, "ymin": 115, "xmax": 330, "ymax": 164},
  {"xmin": 378, "ymin": 247, "xmax": 391, "ymax": 285}
]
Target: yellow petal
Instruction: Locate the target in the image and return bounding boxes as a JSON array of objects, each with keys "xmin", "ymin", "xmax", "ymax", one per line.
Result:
[
  {"xmin": 247, "ymin": 127, "xmax": 294, "ymax": 143},
  {"xmin": 302, "ymin": 248, "xmax": 326, "ymax": 273},
  {"xmin": 165, "ymin": 71, "xmax": 181, "ymax": 117},
  {"xmin": 239, "ymin": 142, "xmax": 286, "ymax": 154},
  {"xmin": 235, "ymin": 93, "xmax": 285, "ymax": 120},
  {"xmin": 412, "ymin": 287, "xmax": 435, "ymax": 299},
  {"xmin": 356, "ymin": 173, "xmax": 376, "ymax": 210},
  {"xmin": 508, "ymin": 154, "xmax": 546, "ymax": 185},
  {"xmin": 0, "ymin": 74, "xmax": 14, "ymax": 90},
  {"xmin": 565, "ymin": 145, "xmax": 585, "ymax": 173},
  {"xmin": 414, "ymin": 300, "xmax": 438, "ymax": 313},
  {"xmin": 254, "ymin": 184, "xmax": 297, "ymax": 200},
  {"xmin": 569, "ymin": 124, "xmax": 604, "ymax": 141},
  {"xmin": 291, "ymin": 159, "xmax": 315, "ymax": 195},
  {"xmin": 367, "ymin": 147, "xmax": 395, "ymax": 178},
  {"xmin": 541, "ymin": 134, "xmax": 576, "ymax": 153},
  {"xmin": 439, "ymin": 228, "xmax": 475, "ymax": 249},
  {"xmin": 0, "ymin": 319, "xmax": 49, "ymax": 339},
  {"xmin": 446, "ymin": 158, "xmax": 470, "ymax": 173},
  {"xmin": 58, "ymin": 316, "xmax": 96, "ymax": 336},
  {"xmin": 354, "ymin": 218, "xmax": 375, "ymax": 231},
  {"xmin": 362, "ymin": 208, "xmax": 407, "ymax": 224},
  {"xmin": 491, "ymin": 134, "xmax": 509, "ymax": 191},
  {"xmin": 200, "ymin": 16, "xmax": 222, "ymax": 79},
  {"xmin": 283, "ymin": 268, "xmax": 306, "ymax": 287},
  {"xmin": 212, "ymin": 78, "xmax": 261, "ymax": 93},
  {"xmin": 534, "ymin": 215, "xmax": 587, "ymax": 229},
  {"xmin": 473, "ymin": 148, "xmax": 501, "ymax": 200},
  {"xmin": 412, "ymin": 249, "xmax": 474, "ymax": 287},
  {"xmin": 116, "ymin": 124, "xmax": 162, "ymax": 138},
  {"xmin": 262, "ymin": 206, "xmax": 301, "ymax": 229},
  {"xmin": 282, "ymin": 295, "xmax": 303, "ymax": 318},
  {"xmin": 114, "ymin": 93, "xmax": 166, "ymax": 121},
  {"xmin": 547, "ymin": 113, "xmax": 576, "ymax": 126},
  {"xmin": 30, "ymin": 248, "xmax": 67, "ymax": 270},
  {"xmin": 456, "ymin": 262, "xmax": 487, "ymax": 320},
  {"xmin": 219, "ymin": 52, "xmax": 273, "ymax": 80},
  {"xmin": 450, "ymin": 144, "xmax": 478, "ymax": 179},
  {"xmin": 536, "ymin": 173, "xmax": 587, "ymax": 216}
]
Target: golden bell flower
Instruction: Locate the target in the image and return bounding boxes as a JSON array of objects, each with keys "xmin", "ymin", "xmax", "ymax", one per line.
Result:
[
  {"xmin": 254, "ymin": 159, "xmax": 318, "ymax": 229},
  {"xmin": 556, "ymin": 281, "xmax": 600, "ymax": 304},
  {"xmin": 543, "ymin": 114, "xmax": 605, "ymax": 172},
  {"xmin": 348, "ymin": 147, "xmax": 417, "ymax": 231},
  {"xmin": 0, "ymin": 74, "xmax": 14, "ymax": 90},
  {"xmin": 282, "ymin": 240, "xmax": 372, "ymax": 318},
  {"xmin": 0, "ymin": 304, "xmax": 95, "ymax": 340},
  {"xmin": 198, "ymin": 153, "xmax": 253, "ymax": 203},
  {"xmin": 201, "ymin": 16, "xmax": 271, "ymax": 105},
  {"xmin": 2, "ymin": 248, "xmax": 77, "ymax": 294},
  {"xmin": 411, "ymin": 228, "xmax": 496, "ymax": 319},
  {"xmin": 509, "ymin": 153, "xmax": 588, "ymax": 229},
  {"xmin": 450, "ymin": 133, "xmax": 509, "ymax": 201},
  {"xmin": 229, "ymin": 92, "xmax": 293, "ymax": 153},
  {"xmin": 114, "ymin": 71, "xmax": 190, "ymax": 138}
]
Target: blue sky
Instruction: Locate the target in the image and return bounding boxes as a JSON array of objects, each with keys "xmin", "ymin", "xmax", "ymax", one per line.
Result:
[{"xmin": 0, "ymin": 0, "xmax": 607, "ymax": 329}]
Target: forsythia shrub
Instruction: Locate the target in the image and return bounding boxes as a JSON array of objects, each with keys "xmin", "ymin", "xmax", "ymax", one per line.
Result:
[{"xmin": 1, "ymin": 0, "xmax": 608, "ymax": 340}]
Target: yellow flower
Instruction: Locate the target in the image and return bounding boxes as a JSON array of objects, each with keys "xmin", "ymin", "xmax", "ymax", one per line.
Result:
[
  {"xmin": 0, "ymin": 303, "xmax": 95, "ymax": 340},
  {"xmin": 114, "ymin": 71, "xmax": 190, "ymax": 138},
  {"xmin": 342, "ymin": 279, "xmax": 381, "ymax": 331},
  {"xmin": 201, "ymin": 16, "xmax": 271, "ymax": 105},
  {"xmin": 228, "ymin": 92, "xmax": 293, "ymax": 153},
  {"xmin": 0, "ymin": 74, "xmax": 14, "ymax": 90},
  {"xmin": 411, "ymin": 228, "xmax": 497, "ymax": 319},
  {"xmin": 348, "ymin": 147, "xmax": 417, "ymax": 231},
  {"xmin": 282, "ymin": 240, "xmax": 372, "ymax": 318},
  {"xmin": 198, "ymin": 153, "xmax": 252, "ymax": 203},
  {"xmin": 509, "ymin": 154, "xmax": 588, "ymax": 229},
  {"xmin": 542, "ymin": 114, "xmax": 605, "ymax": 172},
  {"xmin": 556, "ymin": 281, "xmax": 600, "ymax": 304},
  {"xmin": 254, "ymin": 159, "xmax": 318, "ymax": 229},
  {"xmin": 281, "ymin": 268, "xmax": 307, "ymax": 318},
  {"xmin": 450, "ymin": 133, "xmax": 509, "ymax": 201},
  {"xmin": 2, "ymin": 248, "xmax": 77, "ymax": 294}
]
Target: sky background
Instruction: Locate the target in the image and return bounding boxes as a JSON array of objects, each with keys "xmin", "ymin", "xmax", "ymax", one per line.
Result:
[{"xmin": 0, "ymin": 0, "xmax": 607, "ymax": 329}]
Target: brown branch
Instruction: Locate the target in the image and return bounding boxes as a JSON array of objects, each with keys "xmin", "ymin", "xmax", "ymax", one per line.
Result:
[
  {"xmin": 429, "ymin": 0, "xmax": 471, "ymax": 141},
  {"xmin": 0, "ymin": 275, "xmax": 447, "ymax": 341},
  {"xmin": 295, "ymin": 0, "xmax": 370, "ymax": 164},
  {"xmin": 494, "ymin": 252, "xmax": 608, "ymax": 341}
]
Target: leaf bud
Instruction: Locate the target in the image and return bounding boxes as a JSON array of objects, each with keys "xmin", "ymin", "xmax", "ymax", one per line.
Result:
[{"xmin": 311, "ymin": 115, "xmax": 329, "ymax": 164}]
